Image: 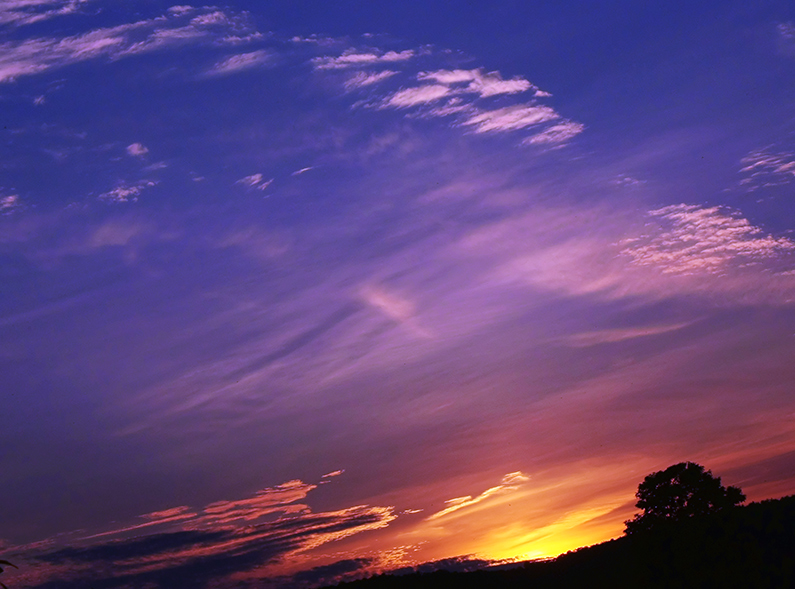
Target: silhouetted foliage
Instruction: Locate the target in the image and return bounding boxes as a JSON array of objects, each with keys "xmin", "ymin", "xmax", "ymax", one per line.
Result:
[
  {"xmin": 0, "ymin": 559, "xmax": 18, "ymax": 589},
  {"xmin": 331, "ymin": 478, "xmax": 795, "ymax": 589},
  {"xmin": 624, "ymin": 461, "xmax": 745, "ymax": 535}
]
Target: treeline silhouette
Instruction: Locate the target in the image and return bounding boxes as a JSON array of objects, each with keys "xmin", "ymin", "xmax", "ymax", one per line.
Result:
[{"xmin": 332, "ymin": 474, "xmax": 795, "ymax": 588}]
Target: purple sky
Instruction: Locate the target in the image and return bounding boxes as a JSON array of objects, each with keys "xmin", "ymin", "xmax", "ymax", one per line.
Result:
[{"xmin": 2, "ymin": 1, "xmax": 795, "ymax": 587}]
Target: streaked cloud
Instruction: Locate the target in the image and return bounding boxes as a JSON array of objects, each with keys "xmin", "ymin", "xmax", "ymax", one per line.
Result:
[
  {"xmin": 524, "ymin": 121, "xmax": 585, "ymax": 145},
  {"xmin": 463, "ymin": 104, "xmax": 558, "ymax": 133},
  {"xmin": 777, "ymin": 22, "xmax": 795, "ymax": 56},
  {"xmin": 206, "ymin": 49, "xmax": 271, "ymax": 76},
  {"xmin": 360, "ymin": 285, "xmax": 431, "ymax": 338},
  {"xmin": 13, "ymin": 477, "xmax": 396, "ymax": 588},
  {"xmin": 200, "ymin": 479, "xmax": 315, "ymax": 526},
  {"xmin": 621, "ymin": 204, "xmax": 795, "ymax": 274},
  {"xmin": 311, "ymin": 46, "xmax": 580, "ymax": 147},
  {"xmin": 236, "ymin": 173, "xmax": 273, "ymax": 190},
  {"xmin": 0, "ymin": 0, "xmax": 88, "ymax": 27},
  {"xmin": 385, "ymin": 84, "xmax": 450, "ymax": 108},
  {"xmin": 167, "ymin": 5, "xmax": 193, "ymax": 16},
  {"xmin": 458, "ymin": 201, "xmax": 795, "ymax": 305},
  {"xmin": 98, "ymin": 180, "xmax": 157, "ymax": 203},
  {"xmin": 0, "ymin": 6, "xmax": 255, "ymax": 83},
  {"xmin": 313, "ymin": 49, "xmax": 414, "ymax": 70},
  {"xmin": 344, "ymin": 69, "xmax": 398, "ymax": 90},
  {"xmin": 418, "ymin": 68, "xmax": 533, "ymax": 98},
  {"xmin": 1, "ymin": 194, "xmax": 21, "ymax": 214},
  {"xmin": 739, "ymin": 148, "xmax": 795, "ymax": 191},
  {"xmin": 427, "ymin": 472, "xmax": 530, "ymax": 520},
  {"xmin": 561, "ymin": 323, "xmax": 691, "ymax": 347}
]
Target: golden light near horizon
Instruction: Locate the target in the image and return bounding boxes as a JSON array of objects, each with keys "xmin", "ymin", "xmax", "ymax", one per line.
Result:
[{"xmin": 2, "ymin": 2, "xmax": 795, "ymax": 588}]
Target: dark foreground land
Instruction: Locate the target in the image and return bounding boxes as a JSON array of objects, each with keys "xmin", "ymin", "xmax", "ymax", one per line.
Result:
[{"xmin": 332, "ymin": 495, "xmax": 795, "ymax": 589}]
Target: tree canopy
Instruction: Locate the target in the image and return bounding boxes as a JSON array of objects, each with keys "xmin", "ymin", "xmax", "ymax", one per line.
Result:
[{"xmin": 624, "ymin": 462, "xmax": 745, "ymax": 535}]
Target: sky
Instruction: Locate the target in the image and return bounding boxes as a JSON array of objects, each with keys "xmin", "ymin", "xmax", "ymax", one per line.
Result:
[{"xmin": 2, "ymin": 0, "xmax": 795, "ymax": 587}]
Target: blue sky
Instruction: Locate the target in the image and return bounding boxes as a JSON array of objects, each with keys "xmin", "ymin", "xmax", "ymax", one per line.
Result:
[{"xmin": 2, "ymin": 1, "xmax": 795, "ymax": 587}]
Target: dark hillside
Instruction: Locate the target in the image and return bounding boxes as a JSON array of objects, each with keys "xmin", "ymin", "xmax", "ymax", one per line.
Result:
[{"xmin": 333, "ymin": 495, "xmax": 795, "ymax": 589}]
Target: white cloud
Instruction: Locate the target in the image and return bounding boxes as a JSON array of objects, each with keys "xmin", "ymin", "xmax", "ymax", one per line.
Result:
[
  {"xmin": 0, "ymin": 7, "xmax": 251, "ymax": 83},
  {"xmin": 427, "ymin": 472, "xmax": 529, "ymax": 520},
  {"xmin": 426, "ymin": 97, "xmax": 474, "ymax": 118},
  {"xmin": 313, "ymin": 49, "xmax": 414, "ymax": 70},
  {"xmin": 206, "ymin": 49, "xmax": 271, "ymax": 75},
  {"xmin": 167, "ymin": 5, "xmax": 192, "ymax": 15},
  {"xmin": 524, "ymin": 121, "xmax": 584, "ymax": 145},
  {"xmin": 33, "ymin": 94, "xmax": 46, "ymax": 105},
  {"xmin": 236, "ymin": 173, "xmax": 264, "ymax": 186},
  {"xmin": 418, "ymin": 68, "xmax": 534, "ymax": 98},
  {"xmin": 291, "ymin": 166, "xmax": 314, "ymax": 176},
  {"xmin": 126, "ymin": 142, "xmax": 149, "ymax": 156},
  {"xmin": 1, "ymin": 194, "xmax": 21, "ymax": 214},
  {"xmin": 385, "ymin": 84, "xmax": 450, "ymax": 108},
  {"xmin": 463, "ymin": 104, "xmax": 558, "ymax": 133},
  {"xmin": 344, "ymin": 69, "xmax": 398, "ymax": 90},
  {"xmin": 739, "ymin": 148, "xmax": 795, "ymax": 191},
  {"xmin": 98, "ymin": 180, "xmax": 157, "ymax": 203},
  {"xmin": 236, "ymin": 174, "xmax": 273, "ymax": 190},
  {"xmin": 190, "ymin": 10, "xmax": 227, "ymax": 26},
  {"xmin": 0, "ymin": 0, "xmax": 89, "ymax": 27},
  {"xmin": 457, "ymin": 203, "xmax": 795, "ymax": 305},
  {"xmin": 610, "ymin": 175, "xmax": 645, "ymax": 187},
  {"xmin": 621, "ymin": 204, "xmax": 795, "ymax": 274}
]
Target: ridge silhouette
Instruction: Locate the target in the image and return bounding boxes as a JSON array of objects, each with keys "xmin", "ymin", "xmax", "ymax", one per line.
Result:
[{"xmin": 330, "ymin": 463, "xmax": 795, "ymax": 589}]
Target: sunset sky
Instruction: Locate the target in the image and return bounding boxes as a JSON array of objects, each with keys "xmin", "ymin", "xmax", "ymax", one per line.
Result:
[{"xmin": 2, "ymin": 1, "xmax": 795, "ymax": 587}]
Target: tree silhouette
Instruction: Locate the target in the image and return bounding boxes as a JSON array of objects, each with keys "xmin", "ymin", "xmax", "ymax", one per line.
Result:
[
  {"xmin": 0, "ymin": 559, "xmax": 17, "ymax": 589},
  {"xmin": 624, "ymin": 462, "xmax": 745, "ymax": 535}
]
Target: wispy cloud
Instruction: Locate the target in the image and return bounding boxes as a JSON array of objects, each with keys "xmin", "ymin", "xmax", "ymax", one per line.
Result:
[
  {"xmin": 739, "ymin": 148, "xmax": 795, "ymax": 191},
  {"xmin": 777, "ymin": 22, "xmax": 795, "ymax": 56},
  {"xmin": 457, "ymin": 201, "xmax": 795, "ymax": 304},
  {"xmin": 344, "ymin": 70, "xmax": 398, "ymax": 90},
  {"xmin": 291, "ymin": 166, "xmax": 315, "ymax": 176},
  {"xmin": 206, "ymin": 49, "xmax": 271, "ymax": 76},
  {"xmin": 427, "ymin": 472, "xmax": 529, "ymax": 520},
  {"xmin": 524, "ymin": 121, "xmax": 585, "ymax": 145},
  {"xmin": 0, "ymin": 7, "xmax": 255, "ymax": 83},
  {"xmin": 621, "ymin": 204, "xmax": 795, "ymax": 274},
  {"xmin": 313, "ymin": 49, "xmax": 414, "ymax": 70},
  {"xmin": 359, "ymin": 285, "xmax": 431, "ymax": 337},
  {"xmin": 0, "ymin": 194, "xmax": 22, "ymax": 214},
  {"xmin": 98, "ymin": 180, "xmax": 157, "ymax": 203},
  {"xmin": 463, "ymin": 104, "xmax": 558, "ymax": 133},
  {"xmin": 13, "ymin": 477, "xmax": 396, "ymax": 588},
  {"xmin": 417, "ymin": 68, "xmax": 534, "ymax": 98},
  {"xmin": 126, "ymin": 142, "xmax": 148, "ymax": 156},
  {"xmin": 385, "ymin": 84, "xmax": 451, "ymax": 108},
  {"xmin": 236, "ymin": 174, "xmax": 273, "ymax": 190},
  {"xmin": 561, "ymin": 323, "xmax": 691, "ymax": 347},
  {"xmin": 311, "ymin": 45, "xmax": 580, "ymax": 146},
  {"xmin": 167, "ymin": 5, "xmax": 193, "ymax": 16},
  {"xmin": 0, "ymin": 0, "xmax": 88, "ymax": 27}
]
